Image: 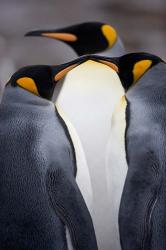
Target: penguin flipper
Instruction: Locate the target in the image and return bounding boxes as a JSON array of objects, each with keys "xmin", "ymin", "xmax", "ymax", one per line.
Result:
[{"xmin": 46, "ymin": 168, "xmax": 98, "ymax": 250}]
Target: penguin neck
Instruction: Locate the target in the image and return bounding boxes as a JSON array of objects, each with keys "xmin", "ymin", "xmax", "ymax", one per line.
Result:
[
  {"xmin": 2, "ymin": 85, "xmax": 51, "ymax": 107},
  {"xmin": 98, "ymin": 37, "xmax": 126, "ymax": 57}
]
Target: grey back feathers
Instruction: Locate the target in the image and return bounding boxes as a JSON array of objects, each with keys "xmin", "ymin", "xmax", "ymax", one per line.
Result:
[
  {"xmin": 0, "ymin": 84, "xmax": 98, "ymax": 250},
  {"xmin": 119, "ymin": 62, "xmax": 166, "ymax": 250},
  {"xmin": 0, "ymin": 81, "xmax": 5, "ymax": 103}
]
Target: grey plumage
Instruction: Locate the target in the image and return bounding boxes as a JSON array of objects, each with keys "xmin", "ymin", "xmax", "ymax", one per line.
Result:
[
  {"xmin": 119, "ymin": 62, "xmax": 166, "ymax": 250},
  {"xmin": 99, "ymin": 37, "xmax": 125, "ymax": 57},
  {"xmin": 0, "ymin": 83, "xmax": 97, "ymax": 250}
]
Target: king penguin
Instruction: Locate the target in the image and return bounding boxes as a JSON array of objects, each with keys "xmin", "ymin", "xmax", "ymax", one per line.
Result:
[
  {"xmin": 0, "ymin": 64, "xmax": 98, "ymax": 250},
  {"xmin": 25, "ymin": 22, "xmax": 125, "ymax": 57},
  {"xmin": 113, "ymin": 52, "xmax": 165, "ymax": 250},
  {"xmin": 42, "ymin": 55, "xmax": 126, "ymax": 250}
]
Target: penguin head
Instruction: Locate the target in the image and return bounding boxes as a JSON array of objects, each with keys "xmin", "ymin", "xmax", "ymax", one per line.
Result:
[
  {"xmin": 117, "ymin": 52, "xmax": 164, "ymax": 90},
  {"xmin": 9, "ymin": 65, "xmax": 57, "ymax": 100},
  {"xmin": 25, "ymin": 22, "xmax": 118, "ymax": 56},
  {"xmin": 72, "ymin": 53, "xmax": 164, "ymax": 91},
  {"xmin": 8, "ymin": 56, "xmax": 93, "ymax": 100},
  {"xmin": 98, "ymin": 52, "xmax": 164, "ymax": 91}
]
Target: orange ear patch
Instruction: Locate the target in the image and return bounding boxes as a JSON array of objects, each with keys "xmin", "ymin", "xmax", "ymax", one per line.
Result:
[
  {"xmin": 99, "ymin": 60, "xmax": 119, "ymax": 73},
  {"xmin": 54, "ymin": 64, "xmax": 79, "ymax": 81},
  {"xmin": 42, "ymin": 32, "xmax": 77, "ymax": 42},
  {"xmin": 101, "ymin": 25, "xmax": 117, "ymax": 48},
  {"xmin": 133, "ymin": 60, "xmax": 152, "ymax": 83},
  {"xmin": 17, "ymin": 77, "xmax": 39, "ymax": 96}
]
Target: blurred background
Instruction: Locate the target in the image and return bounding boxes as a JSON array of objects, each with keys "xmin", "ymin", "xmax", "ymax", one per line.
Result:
[{"xmin": 0, "ymin": 0, "xmax": 165, "ymax": 84}]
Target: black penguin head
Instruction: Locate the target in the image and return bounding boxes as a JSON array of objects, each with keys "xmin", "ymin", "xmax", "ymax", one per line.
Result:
[
  {"xmin": 8, "ymin": 56, "xmax": 92, "ymax": 100},
  {"xmin": 9, "ymin": 65, "xmax": 56, "ymax": 100},
  {"xmin": 66, "ymin": 53, "xmax": 164, "ymax": 92},
  {"xmin": 117, "ymin": 52, "xmax": 164, "ymax": 90},
  {"xmin": 8, "ymin": 55, "xmax": 120, "ymax": 100},
  {"xmin": 25, "ymin": 22, "xmax": 118, "ymax": 56}
]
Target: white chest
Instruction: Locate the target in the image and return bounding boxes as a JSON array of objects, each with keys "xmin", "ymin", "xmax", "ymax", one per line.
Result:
[{"xmin": 55, "ymin": 60, "xmax": 126, "ymax": 249}]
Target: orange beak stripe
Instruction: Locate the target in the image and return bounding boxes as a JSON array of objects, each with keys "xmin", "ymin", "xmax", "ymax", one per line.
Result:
[
  {"xmin": 55, "ymin": 64, "xmax": 79, "ymax": 81},
  {"xmin": 42, "ymin": 32, "xmax": 77, "ymax": 42},
  {"xmin": 99, "ymin": 60, "xmax": 119, "ymax": 73}
]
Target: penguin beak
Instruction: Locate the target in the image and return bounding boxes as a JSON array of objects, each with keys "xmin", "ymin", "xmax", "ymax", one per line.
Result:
[
  {"xmin": 51, "ymin": 55, "xmax": 92, "ymax": 82},
  {"xmin": 25, "ymin": 30, "xmax": 77, "ymax": 42}
]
